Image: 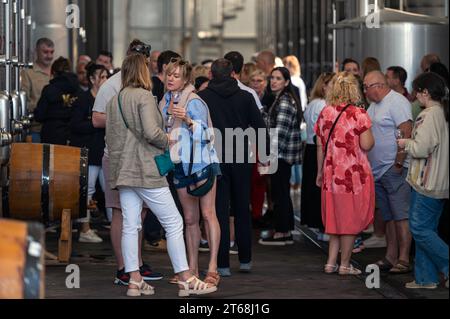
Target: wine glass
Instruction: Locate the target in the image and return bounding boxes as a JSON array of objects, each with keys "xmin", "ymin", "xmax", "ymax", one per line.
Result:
[{"xmin": 396, "ymin": 129, "xmax": 406, "ymax": 153}]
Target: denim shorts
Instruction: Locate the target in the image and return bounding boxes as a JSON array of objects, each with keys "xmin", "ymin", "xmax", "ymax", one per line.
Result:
[
  {"xmin": 375, "ymin": 165, "xmax": 411, "ymax": 222},
  {"xmin": 173, "ymin": 163, "xmax": 221, "ymax": 190}
]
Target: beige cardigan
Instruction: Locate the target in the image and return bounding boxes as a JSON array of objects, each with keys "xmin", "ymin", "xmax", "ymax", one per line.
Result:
[
  {"xmin": 106, "ymin": 87, "xmax": 169, "ymax": 190},
  {"xmin": 405, "ymin": 104, "xmax": 449, "ymax": 199}
]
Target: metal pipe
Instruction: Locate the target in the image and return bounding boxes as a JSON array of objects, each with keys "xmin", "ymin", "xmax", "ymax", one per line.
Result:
[
  {"xmin": 4, "ymin": 0, "xmax": 12, "ymax": 94},
  {"xmin": 190, "ymin": 0, "xmax": 199, "ymax": 63},
  {"xmin": 332, "ymin": 2, "xmax": 337, "ymax": 72},
  {"xmin": 13, "ymin": 0, "xmax": 20, "ymax": 92}
]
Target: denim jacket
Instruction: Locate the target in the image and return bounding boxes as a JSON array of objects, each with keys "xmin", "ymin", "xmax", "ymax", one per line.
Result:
[{"xmin": 160, "ymin": 85, "xmax": 219, "ymax": 176}]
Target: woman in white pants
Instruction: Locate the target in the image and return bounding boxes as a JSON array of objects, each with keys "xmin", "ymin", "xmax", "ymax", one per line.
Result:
[{"xmin": 106, "ymin": 53, "xmax": 216, "ymax": 297}]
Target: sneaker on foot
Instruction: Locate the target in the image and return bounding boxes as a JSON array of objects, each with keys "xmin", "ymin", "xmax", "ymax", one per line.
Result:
[
  {"xmin": 240, "ymin": 262, "xmax": 252, "ymax": 273},
  {"xmin": 352, "ymin": 237, "xmax": 365, "ymax": 254},
  {"xmin": 140, "ymin": 264, "xmax": 163, "ymax": 281},
  {"xmin": 199, "ymin": 242, "xmax": 210, "ymax": 253},
  {"xmin": 229, "ymin": 243, "xmax": 239, "ymax": 255},
  {"xmin": 114, "ymin": 269, "xmax": 130, "ymax": 286},
  {"xmin": 258, "ymin": 236, "xmax": 287, "ymax": 246},
  {"xmin": 405, "ymin": 281, "xmax": 438, "ymax": 290},
  {"xmin": 217, "ymin": 268, "xmax": 231, "ymax": 277},
  {"xmin": 285, "ymin": 235, "xmax": 294, "ymax": 245},
  {"xmin": 363, "ymin": 235, "xmax": 387, "ymax": 248},
  {"xmin": 79, "ymin": 229, "xmax": 103, "ymax": 243}
]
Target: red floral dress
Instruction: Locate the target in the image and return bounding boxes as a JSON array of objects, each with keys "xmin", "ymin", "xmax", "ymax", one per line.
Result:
[{"xmin": 315, "ymin": 104, "xmax": 375, "ymax": 235}]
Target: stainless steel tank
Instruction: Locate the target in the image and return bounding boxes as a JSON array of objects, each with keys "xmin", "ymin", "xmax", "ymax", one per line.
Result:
[
  {"xmin": 331, "ymin": 2, "xmax": 449, "ymax": 90},
  {"xmin": 0, "ymin": 93, "xmax": 12, "ymax": 165},
  {"xmin": 30, "ymin": 0, "xmax": 70, "ymax": 59},
  {"xmin": 11, "ymin": 91, "xmax": 23, "ymax": 142}
]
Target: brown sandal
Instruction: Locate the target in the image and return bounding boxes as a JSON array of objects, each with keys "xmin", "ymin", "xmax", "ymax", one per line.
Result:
[
  {"xmin": 389, "ymin": 261, "xmax": 411, "ymax": 274},
  {"xmin": 204, "ymin": 272, "xmax": 221, "ymax": 286}
]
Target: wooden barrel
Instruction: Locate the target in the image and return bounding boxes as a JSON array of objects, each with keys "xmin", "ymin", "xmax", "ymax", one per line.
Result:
[
  {"xmin": 8, "ymin": 144, "xmax": 88, "ymax": 223},
  {"xmin": 0, "ymin": 219, "xmax": 45, "ymax": 299}
]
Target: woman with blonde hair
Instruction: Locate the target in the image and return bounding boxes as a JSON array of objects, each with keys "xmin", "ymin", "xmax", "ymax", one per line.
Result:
[
  {"xmin": 161, "ymin": 58, "xmax": 222, "ymax": 287},
  {"xmin": 241, "ymin": 62, "xmax": 257, "ymax": 86},
  {"xmin": 315, "ymin": 72, "xmax": 375, "ymax": 275},
  {"xmin": 283, "ymin": 55, "xmax": 308, "ymax": 109},
  {"xmin": 106, "ymin": 54, "xmax": 217, "ymax": 297}
]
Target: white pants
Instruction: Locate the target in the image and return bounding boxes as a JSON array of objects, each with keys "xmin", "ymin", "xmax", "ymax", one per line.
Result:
[
  {"xmin": 119, "ymin": 186, "xmax": 189, "ymax": 274},
  {"xmin": 78, "ymin": 165, "xmax": 113, "ymax": 223}
]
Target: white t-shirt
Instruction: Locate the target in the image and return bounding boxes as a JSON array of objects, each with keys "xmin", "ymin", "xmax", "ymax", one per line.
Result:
[
  {"xmin": 367, "ymin": 90, "xmax": 413, "ymax": 181},
  {"xmin": 93, "ymin": 71, "xmax": 122, "ymax": 156},
  {"xmin": 238, "ymin": 80, "xmax": 263, "ymax": 110},
  {"xmin": 291, "ymin": 76, "xmax": 308, "ymax": 111},
  {"xmin": 304, "ymin": 98, "xmax": 326, "ymax": 145}
]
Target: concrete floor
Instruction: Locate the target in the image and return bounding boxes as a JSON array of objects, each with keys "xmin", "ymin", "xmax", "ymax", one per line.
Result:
[
  {"xmin": 42, "ymin": 188, "xmax": 448, "ymax": 300},
  {"xmin": 43, "ymin": 224, "xmax": 448, "ymax": 300}
]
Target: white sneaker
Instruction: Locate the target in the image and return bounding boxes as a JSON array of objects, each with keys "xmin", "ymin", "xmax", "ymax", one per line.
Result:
[
  {"xmin": 79, "ymin": 229, "xmax": 103, "ymax": 243},
  {"xmin": 363, "ymin": 235, "xmax": 386, "ymax": 248}
]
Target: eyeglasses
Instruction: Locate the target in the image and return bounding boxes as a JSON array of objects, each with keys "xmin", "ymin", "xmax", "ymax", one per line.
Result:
[{"xmin": 363, "ymin": 82, "xmax": 384, "ymax": 91}]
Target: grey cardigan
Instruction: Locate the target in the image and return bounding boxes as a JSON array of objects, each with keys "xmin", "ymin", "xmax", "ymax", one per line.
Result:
[{"xmin": 106, "ymin": 87, "xmax": 169, "ymax": 190}]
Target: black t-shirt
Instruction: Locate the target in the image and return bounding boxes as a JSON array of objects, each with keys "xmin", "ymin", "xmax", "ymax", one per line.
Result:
[{"xmin": 152, "ymin": 76, "xmax": 165, "ymax": 104}]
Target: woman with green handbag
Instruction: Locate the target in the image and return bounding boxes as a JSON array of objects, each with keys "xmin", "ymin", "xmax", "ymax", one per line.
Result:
[
  {"xmin": 106, "ymin": 54, "xmax": 216, "ymax": 297},
  {"xmin": 160, "ymin": 58, "xmax": 222, "ymax": 287}
]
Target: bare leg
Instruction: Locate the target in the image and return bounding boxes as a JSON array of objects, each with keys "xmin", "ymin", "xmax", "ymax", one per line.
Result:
[
  {"xmin": 340, "ymin": 235, "xmax": 357, "ymax": 268},
  {"xmin": 374, "ymin": 209, "xmax": 386, "ymax": 237},
  {"xmin": 396, "ymin": 219, "xmax": 412, "ymax": 264},
  {"xmin": 200, "ymin": 182, "xmax": 220, "ymax": 273},
  {"xmin": 111, "ymin": 208, "xmax": 124, "ymax": 270},
  {"xmin": 327, "ymin": 235, "xmax": 340, "ymax": 266},
  {"xmin": 177, "ymin": 188, "xmax": 201, "ymax": 277},
  {"xmin": 385, "ymin": 220, "xmax": 399, "ymax": 264}
]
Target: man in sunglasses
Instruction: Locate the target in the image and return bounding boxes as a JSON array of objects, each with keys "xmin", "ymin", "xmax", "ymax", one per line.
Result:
[{"xmin": 92, "ymin": 39, "xmax": 164, "ymax": 285}]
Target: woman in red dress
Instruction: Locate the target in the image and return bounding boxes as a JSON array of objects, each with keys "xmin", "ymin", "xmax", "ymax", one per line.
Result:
[{"xmin": 315, "ymin": 72, "xmax": 375, "ymax": 275}]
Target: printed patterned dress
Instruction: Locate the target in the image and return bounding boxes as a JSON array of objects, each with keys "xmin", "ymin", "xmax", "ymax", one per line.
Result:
[{"xmin": 315, "ymin": 104, "xmax": 375, "ymax": 235}]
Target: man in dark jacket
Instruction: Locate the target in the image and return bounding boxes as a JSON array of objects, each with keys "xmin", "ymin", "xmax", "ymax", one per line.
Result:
[
  {"xmin": 34, "ymin": 57, "xmax": 80, "ymax": 145},
  {"xmin": 198, "ymin": 59, "xmax": 267, "ymax": 276}
]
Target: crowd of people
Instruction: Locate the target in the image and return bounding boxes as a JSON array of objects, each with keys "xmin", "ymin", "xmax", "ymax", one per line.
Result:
[{"xmin": 20, "ymin": 36, "xmax": 449, "ymax": 296}]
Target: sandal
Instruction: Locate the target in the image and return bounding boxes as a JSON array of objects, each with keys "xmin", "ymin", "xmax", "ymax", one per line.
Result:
[
  {"xmin": 389, "ymin": 260, "xmax": 411, "ymax": 274},
  {"xmin": 374, "ymin": 258, "xmax": 394, "ymax": 272},
  {"xmin": 127, "ymin": 279, "xmax": 155, "ymax": 297},
  {"xmin": 339, "ymin": 265, "xmax": 362, "ymax": 276},
  {"xmin": 204, "ymin": 272, "xmax": 221, "ymax": 286},
  {"xmin": 178, "ymin": 276, "xmax": 217, "ymax": 297},
  {"xmin": 324, "ymin": 264, "xmax": 339, "ymax": 274}
]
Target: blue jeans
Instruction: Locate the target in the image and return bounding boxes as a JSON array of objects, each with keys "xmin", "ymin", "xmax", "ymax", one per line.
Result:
[
  {"xmin": 409, "ymin": 189, "xmax": 449, "ymax": 285},
  {"xmin": 31, "ymin": 132, "xmax": 41, "ymax": 143}
]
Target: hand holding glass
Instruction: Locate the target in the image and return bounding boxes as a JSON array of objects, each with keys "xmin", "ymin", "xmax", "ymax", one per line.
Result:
[{"xmin": 396, "ymin": 130, "xmax": 406, "ymax": 153}]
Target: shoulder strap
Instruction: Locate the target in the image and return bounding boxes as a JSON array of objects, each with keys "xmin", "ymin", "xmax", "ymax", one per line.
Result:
[
  {"xmin": 118, "ymin": 92, "xmax": 129, "ymax": 129},
  {"xmin": 323, "ymin": 104, "xmax": 351, "ymax": 164}
]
